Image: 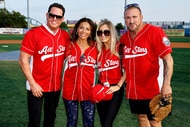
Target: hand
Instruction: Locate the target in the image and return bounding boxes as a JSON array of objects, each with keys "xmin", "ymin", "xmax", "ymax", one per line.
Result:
[
  {"xmin": 106, "ymin": 85, "xmax": 120, "ymax": 94},
  {"xmin": 161, "ymin": 83, "xmax": 172, "ymax": 98},
  {"xmin": 30, "ymin": 82, "xmax": 44, "ymax": 97}
]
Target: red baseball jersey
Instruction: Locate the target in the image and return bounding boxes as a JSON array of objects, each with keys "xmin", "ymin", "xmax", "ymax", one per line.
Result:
[
  {"xmin": 20, "ymin": 24, "xmax": 69, "ymax": 92},
  {"xmin": 62, "ymin": 42, "xmax": 98, "ymax": 101},
  {"xmin": 120, "ymin": 24, "xmax": 172, "ymax": 100},
  {"xmin": 97, "ymin": 42, "xmax": 122, "ymax": 85}
]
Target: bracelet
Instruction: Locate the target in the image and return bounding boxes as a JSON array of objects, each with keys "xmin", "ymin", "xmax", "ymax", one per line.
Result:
[{"xmin": 116, "ymin": 84, "xmax": 121, "ymax": 88}]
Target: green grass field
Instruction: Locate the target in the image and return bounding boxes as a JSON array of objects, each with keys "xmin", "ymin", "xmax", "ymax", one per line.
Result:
[
  {"xmin": 0, "ymin": 34, "xmax": 190, "ymax": 42},
  {"xmin": 0, "ymin": 44, "xmax": 190, "ymax": 126},
  {"xmin": 0, "ymin": 35, "xmax": 189, "ymax": 53},
  {"xmin": 0, "ymin": 44, "xmax": 21, "ymax": 53},
  {"xmin": 0, "ymin": 34, "xmax": 24, "ymax": 40},
  {"xmin": 0, "ymin": 35, "xmax": 189, "ymax": 126},
  {"xmin": 168, "ymin": 36, "xmax": 190, "ymax": 42}
]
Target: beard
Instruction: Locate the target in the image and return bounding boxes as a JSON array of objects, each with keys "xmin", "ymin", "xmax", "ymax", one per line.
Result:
[{"xmin": 127, "ymin": 22, "xmax": 144, "ymax": 33}]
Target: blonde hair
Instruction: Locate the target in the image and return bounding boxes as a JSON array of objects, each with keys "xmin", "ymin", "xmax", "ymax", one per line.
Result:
[{"xmin": 96, "ymin": 19, "xmax": 119, "ymax": 59}]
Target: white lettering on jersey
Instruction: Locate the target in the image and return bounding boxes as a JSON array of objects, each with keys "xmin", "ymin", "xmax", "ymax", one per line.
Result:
[
  {"xmin": 68, "ymin": 55, "xmax": 77, "ymax": 62},
  {"xmin": 41, "ymin": 53, "xmax": 64, "ymax": 61},
  {"xmin": 124, "ymin": 46, "xmax": 147, "ymax": 58},
  {"xmin": 38, "ymin": 45, "xmax": 65, "ymax": 61},
  {"xmin": 104, "ymin": 60, "xmax": 119, "ymax": 68},
  {"xmin": 38, "ymin": 46, "xmax": 53, "ymax": 54},
  {"xmin": 67, "ymin": 55, "xmax": 77, "ymax": 67},
  {"xmin": 57, "ymin": 45, "xmax": 65, "ymax": 53},
  {"xmin": 98, "ymin": 60, "xmax": 119, "ymax": 72},
  {"xmin": 85, "ymin": 56, "xmax": 96, "ymax": 64}
]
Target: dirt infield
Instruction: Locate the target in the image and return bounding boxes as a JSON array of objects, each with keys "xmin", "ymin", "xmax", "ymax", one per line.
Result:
[
  {"xmin": 0, "ymin": 40, "xmax": 190, "ymax": 48},
  {"xmin": 170, "ymin": 43, "xmax": 190, "ymax": 48},
  {"xmin": 0, "ymin": 40, "xmax": 22, "ymax": 44}
]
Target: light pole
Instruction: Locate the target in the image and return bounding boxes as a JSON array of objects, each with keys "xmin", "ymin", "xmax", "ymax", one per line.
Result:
[
  {"xmin": 124, "ymin": 0, "xmax": 127, "ymax": 29},
  {"xmin": 27, "ymin": 0, "xmax": 29, "ymax": 29},
  {"xmin": 0, "ymin": 0, "xmax": 5, "ymax": 8},
  {"xmin": 125, "ymin": 0, "xmax": 127, "ymax": 7}
]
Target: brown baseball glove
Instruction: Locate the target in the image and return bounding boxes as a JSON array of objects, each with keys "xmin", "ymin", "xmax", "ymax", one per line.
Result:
[{"xmin": 149, "ymin": 94, "xmax": 172, "ymax": 122}]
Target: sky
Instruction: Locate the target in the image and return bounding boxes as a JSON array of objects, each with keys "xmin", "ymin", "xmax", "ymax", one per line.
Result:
[{"xmin": 0, "ymin": 0, "xmax": 190, "ymax": 25}]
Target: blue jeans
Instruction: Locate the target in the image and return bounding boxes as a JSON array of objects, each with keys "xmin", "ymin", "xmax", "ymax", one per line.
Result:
[{"xmin": 63, "ymin": 99, "xmax": 95, "ymax": 127}]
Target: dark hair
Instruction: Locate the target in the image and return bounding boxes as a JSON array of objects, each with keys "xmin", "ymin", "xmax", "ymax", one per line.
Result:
[
  {"xmin": 71, "ymin": 17, "xmax": 96, "ymax": 46},
  {"xmin": 48, "ymin": 3, "xmax": 65, "ymax": 16}
]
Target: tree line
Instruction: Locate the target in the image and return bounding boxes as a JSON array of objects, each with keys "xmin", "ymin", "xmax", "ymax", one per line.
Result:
[{"xmin": 0, "ymin": 8, "xmax": 124, "ymax": 32}]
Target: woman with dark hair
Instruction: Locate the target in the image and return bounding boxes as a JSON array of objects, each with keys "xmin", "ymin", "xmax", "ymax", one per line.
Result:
[{"xmin": 62, "ymin": 17, "xmax": 97, "ymax": 127}]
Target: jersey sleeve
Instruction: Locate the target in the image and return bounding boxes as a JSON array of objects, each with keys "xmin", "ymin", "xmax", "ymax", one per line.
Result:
[
  {"xmin": 20, "ymin": 29, "xmax": 36, "ymax": 55},
  {"xmin": 152, "ymin": 27, "xmax": 172, "ymax": 58}
]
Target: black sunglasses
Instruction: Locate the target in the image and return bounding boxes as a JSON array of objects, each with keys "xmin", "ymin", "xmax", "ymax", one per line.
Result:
[
  {"xmin": 80, "ymin": 54, "xmax": 86, "ymax": 63},
  {"xmin": 124, "ymin": 3, "xmax": 139, "ymax": 10},
  {"xmin": 48, "ymin": 13, "xmax": 63, "ymax": 20},
  {"xmin": 97, "ymin": 30, "xmax": 110, "ymax": 36}
]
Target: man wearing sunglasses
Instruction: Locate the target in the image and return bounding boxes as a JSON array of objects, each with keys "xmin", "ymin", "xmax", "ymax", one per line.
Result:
[
  {"xmin": 19, "ymin": 3, "xmax": 69, "ymax": 127},
  {"xmin": 120, "ymin": 3, "xmax": 174, "ymax": 127}
]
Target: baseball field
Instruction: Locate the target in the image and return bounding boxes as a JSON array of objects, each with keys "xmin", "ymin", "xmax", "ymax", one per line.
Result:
[
  {"xmin": 0, "ymin": 35, "xmax": 190, "ymax": 126},
  {"xmin": 0, "ymin": 34, "xmax": 190, "ymax": 48}
]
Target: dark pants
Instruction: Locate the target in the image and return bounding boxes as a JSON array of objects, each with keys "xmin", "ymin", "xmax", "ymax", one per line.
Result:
[
  {"xmin": 97, "ymin": 85, "xmax": 124, "ymax": 127},
  {"xmin": 27, "ymin": 90, "xmax": 60, "ymax": 127},
  {"xmin": 63, "ymin": 99, "xmax": 95, "ymax": 127}
]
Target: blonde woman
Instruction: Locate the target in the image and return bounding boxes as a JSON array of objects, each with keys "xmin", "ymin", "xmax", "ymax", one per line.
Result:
[{"xmin": 96, "ymin": 19, "xmax": 126, "ymax": 127}]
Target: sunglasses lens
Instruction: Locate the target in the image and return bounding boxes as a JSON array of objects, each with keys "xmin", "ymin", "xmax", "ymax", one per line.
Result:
[
  {"xmin": 104, "ymin": 30, "xmax": 110, "ymax": 36},
  {"xmin": 80, "ymin": 54, "xmax": 86, "ymax": 63},
  {"xmin": 97, "ymin": 31, "xmax": 103, "ymax": 36},
  {"xmin": 48, "ymin": 13, "xmax": 63, "ymax": 20},
  {"xmin": 97, "ymin": 30, "xmax": 110, "ymax": 36},
  {"xmin": 56, "ymin": 15, "xmax": 63, "ymax": 20},
  {"xmin": 124, "ymin": 3, "xmax": 139, "ymax": 10},
  {"xmin": 49, "ymin": 13, "xmax": 56, "ymax": 18}
]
